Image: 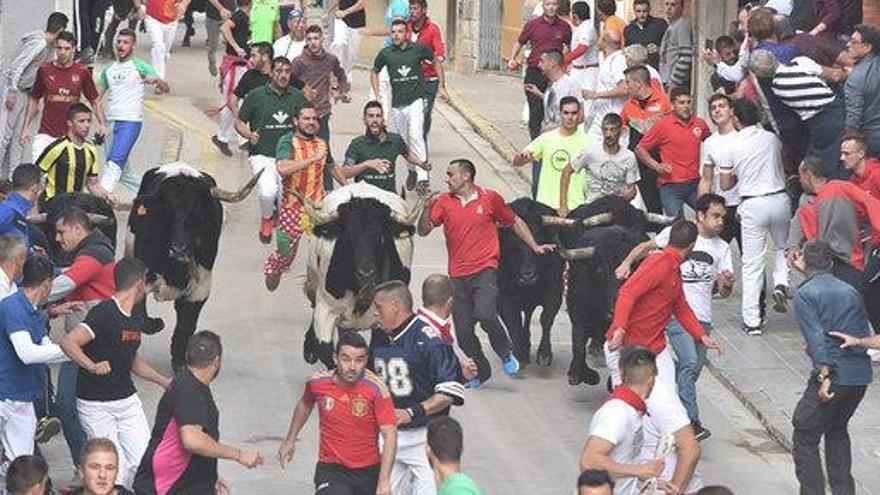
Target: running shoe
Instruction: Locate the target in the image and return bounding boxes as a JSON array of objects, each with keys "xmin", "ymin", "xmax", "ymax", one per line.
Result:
[
  {"xmin": 34, "ymin": 416, "xmax": 61, "ymax": 444},
  {"xmin": 692, "ymin": 421, "xmax": 712, "ymax": 442},
  {"xmin": 259, "ymin": 218, "xmax": 273, "ymax": 244},
  {"xmin": 771, "ymin": 284, "xmax": 789, "ymax": 313},
  {"xmin": 742, "ymin": 323, "xmax": 763, "ymax": 336},
  {"xmin": 502, "ymin": 354, "xmax": 520, "ymax": 375},
  {"xmin": 405, "ymin": 169, "xmax": 417, "ymax": 191},
  {"xmin": 212, "ymin": 135, "xmax": 233, "ymax": 157},
  {"xmin": 265, "ymin": 273, "xmax": 281, "ymax": 292}
]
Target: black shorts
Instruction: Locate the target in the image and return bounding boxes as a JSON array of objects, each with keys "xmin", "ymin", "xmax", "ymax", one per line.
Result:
[{"xmin": 314, "ymin": 462, "xmax": 380, "ymax": 495}]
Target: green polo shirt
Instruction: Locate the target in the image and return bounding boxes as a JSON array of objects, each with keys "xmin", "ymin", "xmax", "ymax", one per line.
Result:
[
  {"xmin": 438, "ymin": 473, "xmax": 482, "ymax": 495},
  {"xmin": 373, "ymin": 42, "xmax": 434, "ymax": 108},
  {"xmin": 238, "ymin": 84, "xmax": 307, "ymax": 157},
  {"xmin": 344, "ymin": 131, "xmax": 409, "ymax": 192}
]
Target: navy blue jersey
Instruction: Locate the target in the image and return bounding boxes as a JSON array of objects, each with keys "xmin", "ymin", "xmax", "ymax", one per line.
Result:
[{"xmin": 370, "ymin": 316, "xmax": 465, "ymax": 428}]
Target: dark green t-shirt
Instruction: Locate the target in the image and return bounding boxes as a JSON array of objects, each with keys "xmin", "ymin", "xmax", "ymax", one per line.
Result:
[
  {"xmin": 237, "ymin": 84, "xmax": 307, "ymax": 157},
  {"xmin": 344, "ymin": 132, "xmax": 409, "ymax": 192},
  {"xmin": 372, "ymin": 42, "xmax": 434, "ymax": 108}
]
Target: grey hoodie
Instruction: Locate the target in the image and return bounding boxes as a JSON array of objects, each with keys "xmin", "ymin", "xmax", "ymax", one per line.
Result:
[{"xmin": 1, "ymin": 30, "xmax": 53, "ymax": 91}]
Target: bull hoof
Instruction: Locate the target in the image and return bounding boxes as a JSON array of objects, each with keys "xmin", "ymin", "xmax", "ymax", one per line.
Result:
[
  {"xmin": 567, "ymin": 366, "xmax": 601, "ymax": 386},
  {"xmin": 567, "ymin": 373, "xmax": 581, "ymax": 386},
  {"xmin": 536, "ymin": 351, "xmax": 553, "ymax": 367},
  {"xmin": 143, "ymin": 317, "xmax": 165, "ymax": 335},
  {"xmin": 588, "ymin": 340, "xmax": 604, "ymax": 357},
  {"xmin": 303, "ymin": 327, "xmax": 320, "ymax": 364}
]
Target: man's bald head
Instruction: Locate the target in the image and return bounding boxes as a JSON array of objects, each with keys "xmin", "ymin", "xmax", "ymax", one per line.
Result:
[{"xmin": 422, "ymin": 274, "xmax": 454, "ymax": 307}]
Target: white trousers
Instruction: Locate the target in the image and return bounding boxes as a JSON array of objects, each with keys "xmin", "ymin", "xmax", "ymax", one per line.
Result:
[
  {"xmin": 144, "ymin": 16, "xmax": 177, "ymax": 79},
  {"xmin": 77, "ymin": 394, "xmax": 151, "ymax": 489},
  {"xmin": 376, "ymin": 68, "xmax": 392, "ymax": 118},
  {"xmin": 330, "ymin": 19, "xmax": 361, "ymax": 75},
  {"xmin": 0, "ymin": 400, "xmax": 36, "ymax": 476},
  {"xmin": 605, "ymin": 343, "xmax": 676, "ymax": 394},
  {"xmin": 391, "ymin": 427, "xmax": 435, "ymax": 495},
  {"xmin": 249, "ymin": 154, "xmax": 281, "ymax": 219},
  {"xmin": 572, "ymin": 67, "xmax": 598, "ymax": 130},
  {"xmin": 218, "ymin": 65, "xmax": 247, "ymax": 145},
  {"xmin": 390, "ymin": 99, "xmax": 428, "ymax": 182},
  {"xmin": 738, "ymin": 193, "xmax": 790, "ymax": 327}
]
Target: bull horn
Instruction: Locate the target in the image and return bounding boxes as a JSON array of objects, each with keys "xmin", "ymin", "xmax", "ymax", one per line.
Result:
[
  {"xmin": 26, "ymin": 213, "xmax": 48, "ymax": 224},
  {"xmin": 86, "ymin": 214, "xmax": 113, "ymax": 226},
  {"xmin": 542, "ymin": 215, "xmax": 577, "ymax": 227},
  {"xmin": 210, "ymin": 169, "xmax": 264, "ymax": 203},
  {"xmin": 291, "ymin": 189, "xmax": 338, "ymax": 226},
  {"xmin": 645, "ymin": 212, "xmax": 677, "ymax": 225},
  {"xmin": 557, "ymin": 247, "xmax": 596, "ymax": 260},
  {"xmin": 581, "ymin": 212, "xmax": 614, "ymax": 228},
  {"xmin": 391, "ymin": 193, "xmax": 433, "ymax": 226}
]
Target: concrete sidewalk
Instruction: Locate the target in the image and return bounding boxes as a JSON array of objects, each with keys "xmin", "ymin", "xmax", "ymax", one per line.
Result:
[{"xmin": 445, "ymin": 68, "xmax": 880, "ymax": 494}]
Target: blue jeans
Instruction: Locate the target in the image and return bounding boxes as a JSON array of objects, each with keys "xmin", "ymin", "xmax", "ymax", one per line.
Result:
[
  {"xmin": 423, "ymin": 79, "xmax": 439, "ymax": 140},
  {"xmin": 659, "ymin": 181, "xmax": 699, "ymax": 218},
  {"xmin": 667, "ymin": 317, "xmax": 712, "ymax": 423},
  {"xmin": 107, "ymin": 120, "xmax": 143, "ymax": 169},
  {"xmin": 56, "ymin": 360, "xmax": 86, "ymax": 462}
]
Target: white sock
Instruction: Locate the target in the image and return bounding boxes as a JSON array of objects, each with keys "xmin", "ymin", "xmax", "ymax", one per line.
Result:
[{"xmin": 100, "ymin": 161, "xmax": 122, "ymax": 191}]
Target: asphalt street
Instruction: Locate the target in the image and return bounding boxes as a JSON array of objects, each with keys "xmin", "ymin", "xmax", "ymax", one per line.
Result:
[{"xmin": 29, "ymin": 12, "xmax": 802, "ymax": 494}]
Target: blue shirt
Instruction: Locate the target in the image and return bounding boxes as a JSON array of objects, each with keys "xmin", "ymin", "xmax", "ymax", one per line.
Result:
[
  {"xmin": 0, "ymin": 192, "xmax": 34, "ymax": 247},
  {"xmin": 370, "ymin": 316, "xmax": 464, "ymax": 428},
  {"xmin": 0, "ymin": 290, "xmax": 47, "ymax": 401},
  {"xmin": 794, "ymin": 271, "xmax": 873, "ymax": 386},
  {"xmin": 384, "ymin": 0, "xmax": 410, "ymax": 47}
]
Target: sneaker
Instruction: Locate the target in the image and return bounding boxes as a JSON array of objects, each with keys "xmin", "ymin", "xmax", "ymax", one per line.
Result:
[
  {"xmin": 34, "ymin": 416, "xmax": 61, "ymax": 444},
  {"xmin": 405, "ymin": 169, "xmax": 417, "ymax": 191},
  {"xmin": 259, "ymin": 218, "xmax": 273, "ymax": 244},
  {"xmin": 771, "ymin": 284, "xmax": 789, "ymax": 313},
  {"xmin": 692, "ymin": 421, "xmax": 712, "ymax": 442},
  {"xmin": 212, "ymin": 135, "xmax": 233, "ymax": 157},
  {"xmin": 466, "ymin": 378, "xmax": 484, "ymax": 389},
  {"xmin": 502, "ymin": 354, "xmax": 520, "ymax": 376},
  {"xmin": 265, "ymin": 273, "xmax": 281, "ymax": 292},
  {"xmin": 742, "ymin": 323, "xmax": 763, "ymax": 336}
]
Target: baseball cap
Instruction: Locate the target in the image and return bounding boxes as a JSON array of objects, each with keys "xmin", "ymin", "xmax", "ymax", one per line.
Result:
[
  {"xmin": 288, "ymin": 8, "xmax": 303, "ymax": 18},
  {"xmin": 763, "ymin": 0, "xmax": 792, "ymax": 16}
]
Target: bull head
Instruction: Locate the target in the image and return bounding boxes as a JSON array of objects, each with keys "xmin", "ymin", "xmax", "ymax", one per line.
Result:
[
  {"xmin": 209, "ymin": 169, "xmax": 264, "ymax": 203},
  {"xmin": 27, "ymin": 213, "xmax": 113, "ymax": 226},
  {"xmin": 541, "ymin": 212, "xmax": 614, "ymax": 228},
  {"xmin": 291, "ymin": 191, "xmax": 340, "ymax": 226},
  {"xmin": 557, "ymin": 246, "xmax": 596, "ymax": 261}
]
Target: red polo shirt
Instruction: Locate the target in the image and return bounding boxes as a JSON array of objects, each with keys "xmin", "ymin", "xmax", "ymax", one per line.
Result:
[
  {"xmin": 518, "ymin": 15, "xmax": 572, "ymax": 68},
  {"xmin": 607, "ymin": 246, "xmax": 705, "ymax": 354},
  {"xmin": 620, "ymin": 89, "xmax": 671, "ymax": 134},
  {"xmin": 430, "ymin": 186, "xmax": 516, "ymax": 278},
  {"xmin": 850, "ymin": 158, "xmax": 880, "ymax": 198},
  {"xmin": 637, "ymin": 114, "xmax": 710, "ymax": 185},
  {"xmin": 409, "ymin": 17, "xmax": 446, "ymax": 81}
]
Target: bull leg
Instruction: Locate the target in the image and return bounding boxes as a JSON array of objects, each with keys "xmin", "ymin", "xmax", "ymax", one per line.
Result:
[
  {"xmin": 304, "ymin": 320, "xmax": 320, "ymax": 364},
  {"xmin": 133, "ymin": 299, "xmax": 165, "ymax": 335},
  {"xmin": 536, "ymin": 305, "xmax": 556, "ymax": 367},
  {"xmin": 566, "ymin": 307, "xmax": 600, "ymax": 386},
  {"xmin": 171, "ymin": 299, "xmax": 206, "ymax": 369},
  {"xmin": 499, "ymin": 298, "xmax": 528, "ymax": 365}
]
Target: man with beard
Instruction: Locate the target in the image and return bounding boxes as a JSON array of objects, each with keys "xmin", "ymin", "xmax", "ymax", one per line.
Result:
[
  {"xmin": 277, "ymin": 331, "xmax": 397, "ymax": 495},
  {"xmin": 235, "ymin": 56, "xmax": 307, "ymax": 244},
  {"xmin": 273, "ymin": 7, "xmax": 306, "ymax": 62},
  {"xmin": 264, "ymin": 104, "xmax": 345, "ymax": 291},
  {"xmin": 134, "ymin": 331, "xmax": 263, "ymax": 494},
  {"xmin": 342, "ymin": 100, "xmax": 429, "ymax": 193},
  {"xmin": 95, "ymin": 29, "xmax": 169, "ymax": 193},
  {"xmin": 291, "ymin": 25, "xmax": 350, "ymax": 191}
]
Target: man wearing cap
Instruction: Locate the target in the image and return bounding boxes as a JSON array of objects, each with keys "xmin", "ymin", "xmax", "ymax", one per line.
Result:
[{"xmin": 273, "ymin": 8, "xmax": 306, "ymax": 61}]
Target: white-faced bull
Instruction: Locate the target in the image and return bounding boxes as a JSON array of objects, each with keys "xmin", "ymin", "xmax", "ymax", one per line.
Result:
[
  {"xmin": 498, "ymin": 198, "xmax": 565, "ymax": 368},
  {"xmin": 126, "ymin": 162, "xmax": 262, "ymax": 368},
  {"xmin": 300, "ymin": 182, "xmax": 425, "ymax": 368},
  {"xmin": 543, "ymin": 195, "xmax": 675, "ymax": 386}
]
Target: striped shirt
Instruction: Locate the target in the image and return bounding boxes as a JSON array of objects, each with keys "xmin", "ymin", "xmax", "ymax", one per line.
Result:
[
  {"xmin": 275, "ymin": 131, "xmax": 327, "ymax": 229},
  {"xmin": 771, "ymin": 56, "xmax": 835, "ymax": 121},
  {"xmin": 35, "ymin": 137, "xmax": 99, "ymax": 200}
]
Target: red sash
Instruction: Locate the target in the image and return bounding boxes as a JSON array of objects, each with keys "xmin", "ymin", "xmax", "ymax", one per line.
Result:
[
  {"xmin": 606, "ymin": 385, "xmax": 648, "ymax": 415},
  {"xmin": 416, "ymin": 308, "xmax": 454, "ymax": 343}
]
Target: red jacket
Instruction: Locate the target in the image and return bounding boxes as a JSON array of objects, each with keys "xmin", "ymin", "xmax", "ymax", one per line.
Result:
[
  {"xmin": 607, "ymin": 246, "xmax": 705, "ymax": 354},
  {"xmin": 408, "ymin": 17, "xmax": 445, "ymax": 81}
]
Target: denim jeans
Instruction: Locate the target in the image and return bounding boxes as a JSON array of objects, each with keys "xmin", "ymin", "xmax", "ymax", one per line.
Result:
[
  {"xmin": 57, "ymin": 360, "xmax": 86, "ymax": 462},
  {"xmin": 667, "ymin": 317, "xmax": 712, "ymax": 423},
  {"xmin": 423, "ymin": 79, "xmax": 439, "ymax": 141},
  {"xmin": 659, "ymin": 180, "xmax": 699, "ymax": 218}
]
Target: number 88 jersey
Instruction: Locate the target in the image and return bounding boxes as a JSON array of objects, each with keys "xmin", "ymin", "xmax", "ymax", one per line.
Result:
[{"xmin": 370, "ymin": 316, "xmax": 465, "ymax": 428}]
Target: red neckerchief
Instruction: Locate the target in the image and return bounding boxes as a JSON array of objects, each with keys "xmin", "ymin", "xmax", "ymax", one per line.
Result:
[
  {"xmin": 606, "ymin": 385, "xmax": 649, "ymax": 416},
  {"xmin": 417, "ymin": 308, "xmax": 454, "ymax": 343}
]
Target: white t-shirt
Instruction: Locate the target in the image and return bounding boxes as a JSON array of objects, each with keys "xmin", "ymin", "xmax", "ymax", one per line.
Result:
[
  {"xmin": 701, "ymin": 130, "xmax": 741, "ymax": 206},
  {"xmin": 273, "ymin": 36, "xmax": 305, "ymax": 62},
  {"xmin": 641, "ymin": 381, "xmax": 704, "ymax": 494},
  {"xmin": 543, "ymin": 74, "xmax": 584, "ymax": 128},
  {"xmin": 588, "ymin": 50, "xmax": 627, "ymax": 137},
  {"xmin": 723, "ymin": 125, "xmax": 786, "ymax": 197},
  {"xmin": 97, "ymin": 57, "xmax": 158, "ymax": 122},
  {"xmin": 655, "ymin": 226, "xmax": 733, "ymax": 323},
  {"xmin": 588, "ymin": 398, "xmax": 645, "ymax": 495},
  {"xmin": 572, "ymin": 143, "xmax": 640, "ymax": 202},
  {"xmin": 571, "ymin": 22, "xmax": 599, "ymax": 66}
]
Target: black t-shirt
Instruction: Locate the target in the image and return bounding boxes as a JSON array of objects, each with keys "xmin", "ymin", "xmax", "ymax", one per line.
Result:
[
  {"xmin": 623, "ymin": 16, "xmax": 668, "ymax": 69},
  {"xmin": 206, "ymin": 0, "xmax": 236, "ymax": 21},
  {"xmin": 233, "ymin": 69, "xmax": 303, "ymax": 98},
  {"xmin": 76, "ymin": 299, "xmax": 143, "ymax": 402},
  {"xmin": 226, "ymin": 10, "xmax": 251, "ymax": 55},
  {"xmin": 134, "ymin": 368, "xmax": 220, "ymax": 495},
  {"xmin": 340, "ymin": 0, "xmax": 366, "ymax": 28}
]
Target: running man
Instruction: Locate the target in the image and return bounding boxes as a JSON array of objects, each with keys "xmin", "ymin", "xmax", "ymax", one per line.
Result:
[
  {"xmin": 324, "ymin": 0, "xmax": 366, "ymax": 74},
  {"xmin": 95, "ymin": 28, "xmax": 169, "ymax": 192},
  {"xmin": 277, "ymin": 331, "xmax": 397, "ymax": 495},
  {"xmin": 134, "ymin": 0, "xmax": 190, "ymax": 80}
]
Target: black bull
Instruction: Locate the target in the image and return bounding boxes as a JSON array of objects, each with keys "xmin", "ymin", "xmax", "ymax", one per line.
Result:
[
  {"xmin": 127, "ymin": 165, "xmax": 261, "ymax": 367},
  {"xmin": 506, "ymin": 195, "xmax": 673, "ymax": 386},
  {"xmin": 32, "ymin": 193, "xmax": 117, "ymax": 266}
]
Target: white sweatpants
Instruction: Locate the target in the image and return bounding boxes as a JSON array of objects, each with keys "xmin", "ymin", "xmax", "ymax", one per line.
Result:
[
  {"xmin": 738, "ymin": 193, "xmax": 790, "ymax": 327},
  {"xmin": 571, "ymin": 67, "xmax": 598, "ymax": 130},
  {"xmin": 605, "ymin": 343, "xmax": 676, "ymax": 394},
  {"xmin": 77, "ymin": 394, "xmax": 151, "ymax": 489},
  {"xmin": 249, "ymin": 154, "xmax": 281, "ymax": 219},
  {"xmin": 391, "ymin": 427, "xmax": 435, "ymax": 495},
  {"xmin": 144, "ymin": 16, "xmax": 178, "ymax": 79},
  {"xmin": 390, "ymin": 99, "xmax": 428, "ymax": 182},
  {"xmin": 31, "ymin": 133, "xmax": 56, "ymax": 162},
  {"xmin": 330, "ymin": 19, "xmax": 361, "ymax": 75},
  {"xmin": 0, "ymin": 400, "xmax": 36, "ymax": 476},
  {"xmin": 217, "ymin": 65, "xmax": 247, "ymax": 145}
]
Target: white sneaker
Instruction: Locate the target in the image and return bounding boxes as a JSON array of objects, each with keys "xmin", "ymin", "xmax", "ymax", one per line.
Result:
[
  {"xmin": 868, "ymin": 348, "xmax": 880, "ymax": 363},
  {"xmin": 100, "ymin": 161, "xmax": 122, "ymax": 192}
]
